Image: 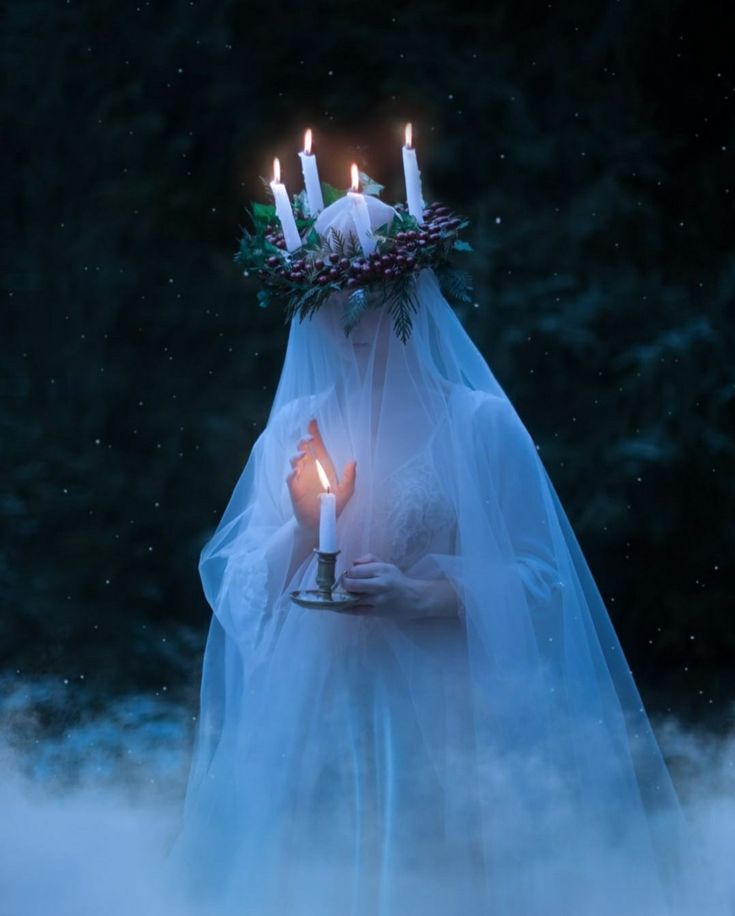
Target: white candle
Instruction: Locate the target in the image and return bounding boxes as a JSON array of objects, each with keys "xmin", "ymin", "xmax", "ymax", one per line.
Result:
[
  {"xmin": 402, "ymin": 122, "xmax": 425, "ymax": 224},
  {"xmin": 298, "ymin": 129, "xmax": 324, "ymax": 217},
  {"xmin": 269, "ymin": 157, "xmax": 302, "ymax": 252},
  {"xmin": 315, "ymin": 459, "xmax": 337, "ymax": 553},
  {"xmin": 346, "ymin": 163, "xmax": 376, "ymax": 255}
]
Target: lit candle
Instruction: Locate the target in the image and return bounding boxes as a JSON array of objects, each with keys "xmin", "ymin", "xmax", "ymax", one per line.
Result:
[
  {"xmin": 314, "ymin": 459, "xmax": 337, "ymax": 553},
  {"xmin": 298, "ymin": 129, "xmax": 324, "ymax": 217},
  {"xmin": 346, "ymin": 163, "xmax": 376, "ymax": 255},
  {"xmin": 269, "ymin": 157, "xmax": 302, "ymax": 252},
  {"xmin": 401, "ymin": 122, "xmax": 425, "ymax": 224}
]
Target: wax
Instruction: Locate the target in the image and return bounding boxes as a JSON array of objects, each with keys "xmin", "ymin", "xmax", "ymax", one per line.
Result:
[
  {"xmin": 269, "ymin": 158, "xmax": 302, "ymax": 252},
  {"xmin": 347, "ymin": 191, "xmax": 376, "ymax": 255},
  {"xmin": 402, "ymin": 123, "xmax": 425, "ymax": 224},
  {"xmin": 318, "ymin": 491, "xmax": 337, "ymax": 553},
  {"xmin": 298, "ymin": 130, "xmax": 324, "ymax": 217}
]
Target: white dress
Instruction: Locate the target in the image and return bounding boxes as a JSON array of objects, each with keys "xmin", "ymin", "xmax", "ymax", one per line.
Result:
[
  {"xmin": 169, "ymin": 439, "xmax": 489, "ymax": 916},
  {"xmin": 168, "ymin": 270, "xmax": 690, "ymax": 916}
]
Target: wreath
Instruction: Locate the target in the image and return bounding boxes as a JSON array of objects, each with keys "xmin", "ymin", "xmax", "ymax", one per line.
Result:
[{"xmin": 235, "ymin": 174, "xmax": 473, "ymax": 342}]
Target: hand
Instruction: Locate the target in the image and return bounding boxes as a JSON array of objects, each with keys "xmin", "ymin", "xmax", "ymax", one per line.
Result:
[
  {"xmin": 286, "ymin": 417, "xmax": 357, "ymax": 534},
  {"xmin": 341, "ymin": 553, "xmax": 428, "ymax": 619}
]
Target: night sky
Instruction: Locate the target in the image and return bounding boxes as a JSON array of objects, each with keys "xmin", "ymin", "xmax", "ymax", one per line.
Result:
[{"xmin": 2, "ymin": 0, "xmax": 733, "ymax": 735}]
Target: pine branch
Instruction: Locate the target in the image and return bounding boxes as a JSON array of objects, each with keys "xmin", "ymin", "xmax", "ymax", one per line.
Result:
[{"xmin": 385, "ymin": 274, "xmax": 420, "ymax": 343}]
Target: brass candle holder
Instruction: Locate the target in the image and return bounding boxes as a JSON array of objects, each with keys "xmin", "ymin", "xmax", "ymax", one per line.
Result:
[{"xmin": 290, "ymin": 549, "xmax": 360, "ymax": 612}]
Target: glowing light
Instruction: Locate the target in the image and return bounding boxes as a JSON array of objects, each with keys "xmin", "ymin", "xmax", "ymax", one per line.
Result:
[
  {"xmin": 405, "ymin": 122, "xmax": 413, "ymax": 149},
  {"xmin": 315, "ymin": 458, "xmax": 330, "ymax": 492},
  {"xmin": 273, "ymin": 157, "xmax": 281, "ymax": 183},
  {"xmin": 304, "ymin": 129, "xmax": 313, "ymax": 155},
  {"xmin": 350, "ymin": 163, "xmax": 360, "ymax": 192}
]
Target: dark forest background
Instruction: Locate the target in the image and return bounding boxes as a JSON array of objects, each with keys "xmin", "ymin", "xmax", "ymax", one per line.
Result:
[{"xmin": 2, "ymin": 0, "xmax": 733, "ymax": 746}]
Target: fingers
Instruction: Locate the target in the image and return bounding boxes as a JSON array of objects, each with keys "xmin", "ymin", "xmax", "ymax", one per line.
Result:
[
  {"xmin": 345, "ymin": 562, "xmax": 383, "ymax": 579},
  {"xmin": 339, "ymin": 459, "xmax": 357, "ymax": 494},
  {"xmin": 307, "ymin": 418, "xmax": 325, "ymax": 455},
  {"xmin": 353, "ymin": 552, "xmax": 378, "ymax": 564},
  {"xmin": 305, "ymin": 417, "xmax": 334, "ymax": 478},
  {"xmin": 289, "ymin": 452, "xmax": 307, "ymax": 470},
  {"xmin": 344, "ymin": 578, "xmax": 383, "ymax": 594}
]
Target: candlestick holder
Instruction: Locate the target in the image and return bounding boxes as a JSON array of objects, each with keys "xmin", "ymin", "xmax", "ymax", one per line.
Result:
[{"xmin": 290, "ymin": 549, "xmax": 360, "ymax": 612}]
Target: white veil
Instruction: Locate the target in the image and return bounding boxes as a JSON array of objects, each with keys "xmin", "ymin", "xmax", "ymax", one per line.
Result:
[{"xmin": 169, "ymin": 268, "xmax": 691, "ymax": 915}]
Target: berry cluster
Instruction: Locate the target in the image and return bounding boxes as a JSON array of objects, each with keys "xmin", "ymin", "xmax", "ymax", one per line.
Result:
[
  {"xmin": 258, "ymin": 203, "xmax": 465, "ymax": 290},
  {"xmin": 236, "ymin": 191, "xmax": 472, "ymax": 340},
  {"xmin": 259, "ymin": 247, "xmax": 421, "ymax": 288}
]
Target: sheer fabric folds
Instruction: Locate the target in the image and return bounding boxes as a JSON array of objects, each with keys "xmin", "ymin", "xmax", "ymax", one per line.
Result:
[{"xmin": 167, "ymin": 269, "xmax": 689, "ymax": 915}]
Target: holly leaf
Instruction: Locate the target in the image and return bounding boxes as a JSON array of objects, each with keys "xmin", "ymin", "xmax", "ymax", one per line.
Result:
[
  {"xmin": 453, "ymin": 239, "xmax": 473, "ymax": 252},
  {"xmin": 359, "ymin": 172, "xmax": 384, "ymax": 197},
  {"xmin": 322, "ymin": 182, "xmax": 346, "ymax": 205},
  {"xmin": 257, "ymin": 289, "xmax": 271, "ymax": 309},
  {"xmin": 252, "ymin": 202, "xmax": 276, "ymax": 229}
]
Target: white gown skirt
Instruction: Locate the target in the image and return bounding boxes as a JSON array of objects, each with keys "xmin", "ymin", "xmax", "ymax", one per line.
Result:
[{"xmin": 167, "ymin": 606, "xmax": 489, "ymax": 916}]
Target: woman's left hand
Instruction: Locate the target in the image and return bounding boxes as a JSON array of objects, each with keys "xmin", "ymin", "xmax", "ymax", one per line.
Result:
[{"xmin": 342, "ymin": 554, "xmax": 420, "ymax": 618}]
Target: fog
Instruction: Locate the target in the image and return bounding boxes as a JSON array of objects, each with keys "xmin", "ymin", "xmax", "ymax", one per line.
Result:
[{"xmin": 1, "ymin": 676, "xmax": 732, "ymax": 915}]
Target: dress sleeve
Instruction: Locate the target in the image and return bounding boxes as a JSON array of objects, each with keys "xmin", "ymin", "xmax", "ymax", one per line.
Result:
[
  {"xmin": 199, "ymin": 408, "xmax": 300, "ymax": 657},
  {"xmin": 472, "ymin": 398, "xmax": 564, "ymax": 619}
]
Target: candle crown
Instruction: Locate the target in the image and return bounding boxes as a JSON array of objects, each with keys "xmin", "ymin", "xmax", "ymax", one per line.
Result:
[{"xmin": 235, "ymin": 131, "xmax": 474, "ymax": 342}]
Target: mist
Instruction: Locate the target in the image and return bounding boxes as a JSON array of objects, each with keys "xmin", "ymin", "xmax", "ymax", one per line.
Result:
[{"xmin": 1, "ymin": 675, "xmax": 732, "ymax": 916}]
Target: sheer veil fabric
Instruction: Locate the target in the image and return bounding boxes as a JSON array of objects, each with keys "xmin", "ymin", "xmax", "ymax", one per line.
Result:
[{"xmin": 167, "ymin": 269, "xmax": 691, "ymax": 915}]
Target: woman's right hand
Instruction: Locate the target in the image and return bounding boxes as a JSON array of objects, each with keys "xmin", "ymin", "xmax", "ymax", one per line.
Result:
[{"xmin": 286, "ymin": 417, "xmax": 357, "ymax": 533}]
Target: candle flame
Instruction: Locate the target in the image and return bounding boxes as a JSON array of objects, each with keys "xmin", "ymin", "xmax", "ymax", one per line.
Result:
[
  {"xmin": 314, "ymin": 458, "xmax": 330, "ymax": 492},
  {"xmin": 304, "ymin": 128, "xmax": 313, "ymax": 155},
  {"xmin": 350, "ymin": 163, "xmax": 360, "ymax": 192},
  {"xmin": 405, "ymin": 122, "xmax": 413, "ymax": 149},
  {"xmin": 273, "ymin": 157, "xmax": 281, "ymax": 183}
]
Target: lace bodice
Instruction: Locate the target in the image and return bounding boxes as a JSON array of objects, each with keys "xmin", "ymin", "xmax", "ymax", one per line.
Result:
[{"xmin": 371, "ymin": 447, "xmax": 457, "ymax": 571}]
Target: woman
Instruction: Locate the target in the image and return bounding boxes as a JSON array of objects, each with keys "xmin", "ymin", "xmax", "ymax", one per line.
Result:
[{"xmin": 167, "ymin": 268, "xmax": 689, "ymax": 915}]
